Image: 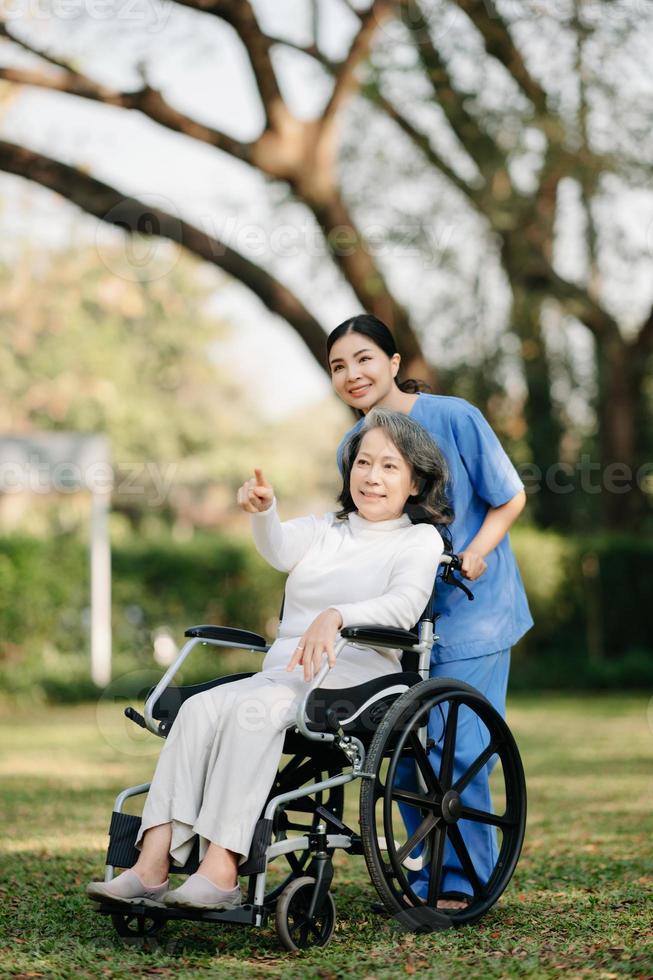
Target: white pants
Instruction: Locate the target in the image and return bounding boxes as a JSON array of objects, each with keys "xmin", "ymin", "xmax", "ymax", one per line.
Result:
[{"xmin": 135, "ymin": 652, "xmax": 398, "ymax": 866}]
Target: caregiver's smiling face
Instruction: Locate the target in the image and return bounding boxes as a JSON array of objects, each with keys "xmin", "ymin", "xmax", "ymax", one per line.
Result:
[
  {"xmin": 328, "ymin": 332, "xmax": 399, "ymax": 413},
  {"xmin": 349, "ymin": 427, "xmax": 418, "ymax": 522}
]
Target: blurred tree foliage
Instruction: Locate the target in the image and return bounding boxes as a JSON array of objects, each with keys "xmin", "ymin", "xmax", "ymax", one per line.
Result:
[
  {"xmin": 0, "ymin": 244, "xmax": 349, "ymax": 534},
  {"xmin": 1, "ymin": 246, "xmax": 239, "ymax": 462},
  {"xmin": 0, "ymin": 1, "xmax": 651, "ymax": 533}
]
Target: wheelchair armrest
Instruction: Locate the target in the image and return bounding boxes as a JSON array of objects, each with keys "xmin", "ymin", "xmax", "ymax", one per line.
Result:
[
  {"xmin": 184, "ymin": 624, "xmax": 267, "ymax": 649},
  {"xmin": 340, "ymin": 625, "xmax": 419, "ymax": 651},
  {"xmin": 143, "ymin": 626, "xmax": 268, "ymax": 737}
]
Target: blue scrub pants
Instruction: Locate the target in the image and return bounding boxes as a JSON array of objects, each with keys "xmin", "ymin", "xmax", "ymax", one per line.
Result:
[{"xmin": 396, "ymin": 647, "xmax": 511, "ymax": 899}]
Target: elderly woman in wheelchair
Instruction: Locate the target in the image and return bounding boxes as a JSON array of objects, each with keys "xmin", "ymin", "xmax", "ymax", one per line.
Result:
[{"xmin": 87, "ymin": 408, "xmax": 526, "ymax": 950}]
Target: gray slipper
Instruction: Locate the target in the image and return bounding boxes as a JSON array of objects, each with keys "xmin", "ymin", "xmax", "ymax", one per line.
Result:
[
  {"xmin": 86, "ymin": 868, "xmax": 169, "ymax": 908},
  {"xmin": 163, "ymin": 872, "xmax": 241, "ymax": 911}
]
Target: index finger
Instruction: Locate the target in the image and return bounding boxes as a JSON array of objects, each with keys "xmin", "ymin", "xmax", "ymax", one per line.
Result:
[{"xmin": 254, "ymin": 468, "xmax": 271, "ymax": 487}]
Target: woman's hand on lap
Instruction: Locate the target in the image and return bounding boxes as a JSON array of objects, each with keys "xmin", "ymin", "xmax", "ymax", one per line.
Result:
[
  {"xmin": 458, "ymin": 549, "xmax": 487, "ymax": 581},
  {"xmin": 237, "ymin": 468, "xmax": 274, "ymax": 513},
  {"xmin": 286, "ymin": 608, "xmax": 343, "ymax": 682}
]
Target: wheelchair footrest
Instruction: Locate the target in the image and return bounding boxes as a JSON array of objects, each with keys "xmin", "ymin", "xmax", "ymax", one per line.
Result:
[
  {"xmin": 239, "ymin": 819, "xmax": 273, "ymax": 876},
  {"xmin": 95, "ymin": 899, "xmax": 265, "ymax": 926},
  {"xmin": 106, "ymin": 812, "xmax": 141, "ymax": 870},
  {"xmin": 105, "ymin": 810, "xmax": 200, "ymax": 876}
]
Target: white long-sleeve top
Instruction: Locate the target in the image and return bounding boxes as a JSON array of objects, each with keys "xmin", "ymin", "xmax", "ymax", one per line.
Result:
[{"xmin": 250, "ymin": 499, "xmax": 444, "ymax": 682}]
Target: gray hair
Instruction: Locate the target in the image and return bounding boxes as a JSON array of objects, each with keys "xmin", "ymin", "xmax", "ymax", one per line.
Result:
[{"xmin": 336, "ymin": 408, "xmax": 453, "ymax": 532}]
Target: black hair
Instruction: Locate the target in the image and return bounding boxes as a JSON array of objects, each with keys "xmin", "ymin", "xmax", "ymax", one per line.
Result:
[
  {"xmin": 336, "ymin": 407, "xmax": 453, "ymax": 546},
  {"xmin": 326, "ymin": 314, "xmax": 432, "ymax": 399}
]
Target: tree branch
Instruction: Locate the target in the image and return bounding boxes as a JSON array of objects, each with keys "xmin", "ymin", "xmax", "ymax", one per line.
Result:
[
  {"xmin": 544, "ymin": 268, "xmax": 621, "ymax": 342},
  {"xmin": 452, "ymin": 0, "xmax": 548, "ymax": 116},
  {"xmin": 0, "ymin": 22, "xmax": 74, "ymax": 73},
  {"xmin": 370, "ymin": 89, "xmax": 484, "ymax": 208},
  {"xmin": 262, "ymin": 33, "xmax": 342, "ymax": 73},
  {"xmin": 320, "ymin": 1, "xmax": 390, "ymax": 128},
  {"xmin": 400, "ymin": 0, "xmax": 508, "ymax": 184},
  {"xmin": 0, "ymin": 139, "xmax": 329, "ymax": 369},
  {"xmin": 0, "ymin": 25, "xmax": 254, "ymax": 162},
  {"xmin": 169, "ymin": 0, "xmax": 285, "ymax": 129},
  {"xmin": 303, "ymin": 185, "xmax": 433, "ymax": 385}
]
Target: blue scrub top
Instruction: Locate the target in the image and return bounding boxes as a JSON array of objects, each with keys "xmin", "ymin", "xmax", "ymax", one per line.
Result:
[{"xmin": 336, "ymin": 393, "xmax": 533, "ymax": 661}]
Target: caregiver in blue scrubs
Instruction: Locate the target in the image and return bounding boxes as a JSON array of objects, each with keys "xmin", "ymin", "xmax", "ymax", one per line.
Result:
[{"xmin": 327, "ymin": 314, "xmax": 533, "ymax": 911}]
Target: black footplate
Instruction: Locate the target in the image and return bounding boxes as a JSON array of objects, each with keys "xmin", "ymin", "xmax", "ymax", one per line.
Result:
[{"xmin": 105, "ymin": 811, "xmax": 200, "ymax": 876}]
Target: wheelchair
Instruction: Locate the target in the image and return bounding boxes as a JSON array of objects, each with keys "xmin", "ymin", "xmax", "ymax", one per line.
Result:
[{"xmin": 93, "ymin": 555, "xmax": 526, "ymax": 951}]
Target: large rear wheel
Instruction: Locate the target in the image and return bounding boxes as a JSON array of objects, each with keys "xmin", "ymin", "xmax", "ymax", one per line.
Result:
[{"xmin": 360, "ymin": 679, "xmax": 526, "ymax": 928}]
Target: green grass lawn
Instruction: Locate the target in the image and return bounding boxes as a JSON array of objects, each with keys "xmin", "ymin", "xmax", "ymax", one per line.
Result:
[{"xmin": 1, "ymin": 694, "xmax": 651, "ymax": 979}]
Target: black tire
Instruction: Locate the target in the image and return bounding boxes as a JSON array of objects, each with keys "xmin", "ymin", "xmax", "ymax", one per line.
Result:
[
  {"xmin": 360, "ymin": 678, "xmax": 526, "ymax": 928},
  {"xmin": 262, "ymin": 753, "xmax": 344, "ymax": 905},
  {"xmin": 110, "ymin": 911, "xmax": 166, "ymax": 947},
  {"xmin": 275, "ymin": 876, "xmax": 336, "ymax": 951}
]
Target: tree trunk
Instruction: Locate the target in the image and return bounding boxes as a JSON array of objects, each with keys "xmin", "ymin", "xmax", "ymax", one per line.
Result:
[
  {"xmin": 596, "ymin": 338, "xmax": 647, "ymax": 529},
  {"xmin": 303, "ymin": 186, "xmax": 436, "ymax": 388},
  {"xmin": 510, "ymin": 286, "xmax": 567, "ymax": 528}
]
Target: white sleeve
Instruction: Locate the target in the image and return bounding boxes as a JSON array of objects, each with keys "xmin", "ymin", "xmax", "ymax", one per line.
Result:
[
  {"xmin": 330, "ymin": 529, "xmax": 444, "ymax": 631},
  {"xmin": 249, "ymin": 497, "xmax": 323, "ymax": 572}
]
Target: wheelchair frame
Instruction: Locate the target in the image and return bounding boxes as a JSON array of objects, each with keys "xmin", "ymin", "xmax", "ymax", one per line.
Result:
[{"xmin": 95, "ymin": 555, "xmax": 527, "ymax": 950}]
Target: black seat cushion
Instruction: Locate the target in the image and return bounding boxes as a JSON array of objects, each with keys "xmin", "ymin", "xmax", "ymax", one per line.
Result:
[
  {"xmin": 305, "ymin": 672, "xmax": 421, "ymax": 737},
  {"xmin": 150, "ymin": 670, "xmax": 421, "ymax": 741},
  {"xmin": 149, "ymin": 673, "xmax": 256, "ymax": 728}
]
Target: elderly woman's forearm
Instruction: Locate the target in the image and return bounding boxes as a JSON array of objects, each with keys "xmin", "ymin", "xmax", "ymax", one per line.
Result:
[{"xmin": 250, "ymin": 497, "xmax": 320, "ymax": 571}]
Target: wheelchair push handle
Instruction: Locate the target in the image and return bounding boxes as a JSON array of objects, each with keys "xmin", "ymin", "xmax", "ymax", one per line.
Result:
[{"xmin": 439, "ymin": 553, "xmax": 474, "ymax": 602}]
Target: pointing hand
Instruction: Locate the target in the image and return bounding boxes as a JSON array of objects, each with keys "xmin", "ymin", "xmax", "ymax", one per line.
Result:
[{"xmin": 237, "ymin": 468, "xmax": 274, "ymax": 513}]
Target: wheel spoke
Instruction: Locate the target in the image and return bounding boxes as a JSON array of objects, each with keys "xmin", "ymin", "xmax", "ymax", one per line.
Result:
[
  {"xmin": 390, "ymin": 787, "xmax": 440, "ymax": 810},
  {"xmin": 409, "ymin": 731, "xmax": 443, "ymax": 795},
  {"xmin": 459, "ymin": 804, "xmax": 516, "ymax": 828},
  {"xmin": 309, "ymin": 921, "xmax": 324, "ymax": 940},
  {"xmin": 396, "ymin": 812, "xmax": 438, "ymax": 865},
  {"xmin": 447, "ymin": 823, "xmax": 483, "ymax": 896},
  {"xmin": 426, "ymin": 824, "xmax": 447, "ymax": 907},
  {"xmin": 452, "ymin": 741, "xmax": 497, "ymax": 794},
  {"xmin": 439, "ymin": 699, "xmax": 459, "ymax": 790}
]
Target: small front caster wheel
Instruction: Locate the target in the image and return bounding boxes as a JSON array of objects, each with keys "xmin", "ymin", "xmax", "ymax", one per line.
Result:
[
  {"xmin": 110, "ymin": 911, "xmax": 166, "ymax": 948},
  {"xmin": 275, "ymin": 876, "xmax": 336, "ymax": 951}
]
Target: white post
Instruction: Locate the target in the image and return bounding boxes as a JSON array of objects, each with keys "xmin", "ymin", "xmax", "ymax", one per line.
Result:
[{"xmin": 90, "ymin": 489, "xmax": 112, "ymax": 687}]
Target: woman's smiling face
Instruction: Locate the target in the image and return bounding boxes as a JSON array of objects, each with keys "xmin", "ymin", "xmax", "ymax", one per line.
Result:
[
  {"xmin": 349, "ymin": 427, "xmax": 418, "ymax": 522},
  {"xmin": 328, "ymin": 332, "xmax": 399, "ymax": 413}
]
